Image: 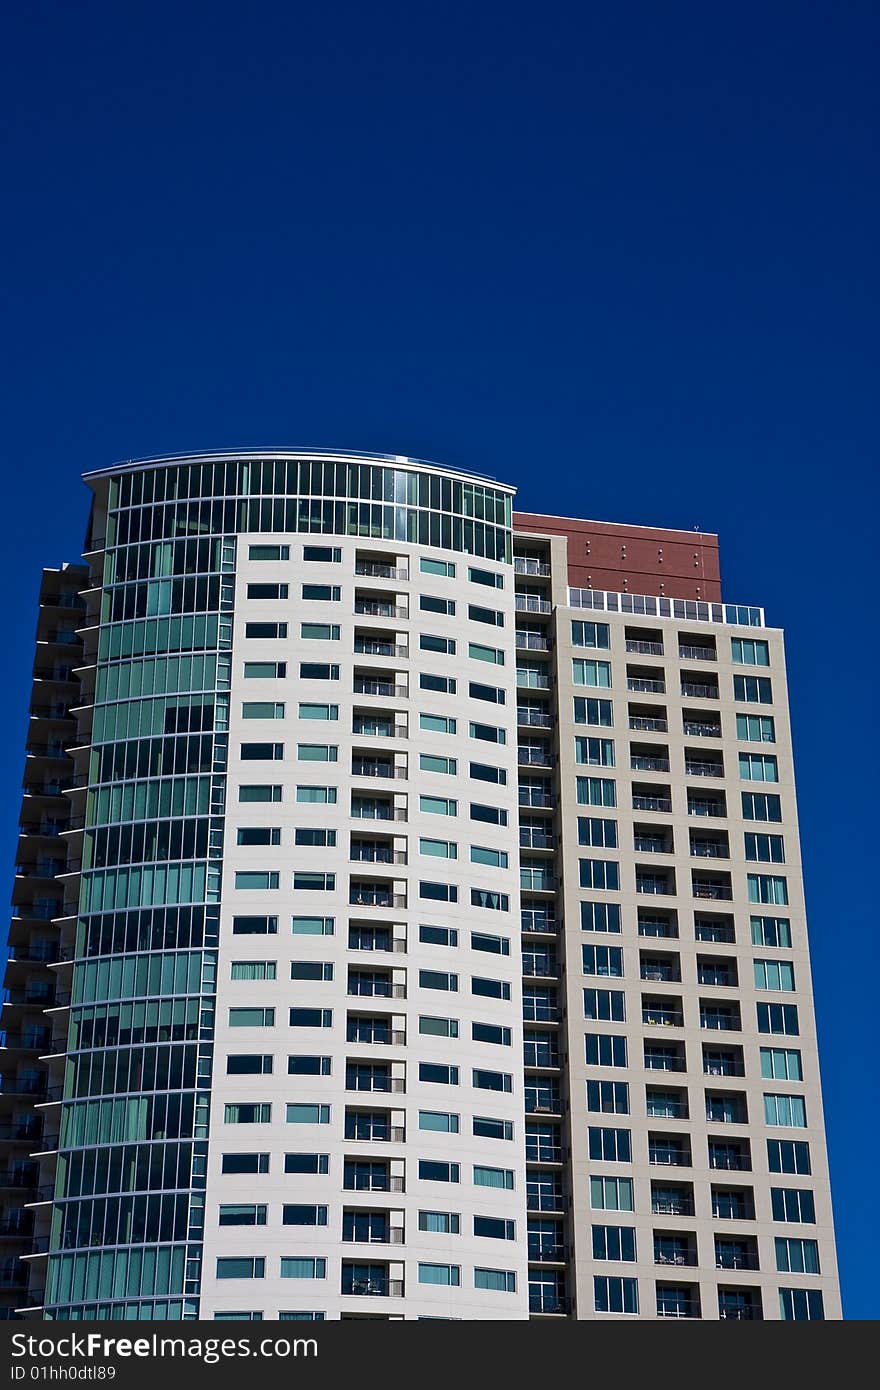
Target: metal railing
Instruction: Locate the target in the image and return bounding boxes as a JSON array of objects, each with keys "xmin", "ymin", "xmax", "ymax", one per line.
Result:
[
  {"xmin": 630, "ymin": 716, "xmax": 667, "ymax": 732},
  {"xmin": 627, "ymin": 677, "xmax": 665, "ymax": 693},
  {"xmin": 631, "ymin": 756, "xmax": 670, "ymax": 772},
  {"xmin": 514, "ymin": 559, "xmax": 551, "ymax": 576},
  {"xmin": 515, "ymin": 596, "xmax": 552, "ymax": 614},
  {"xmin": 354, "ymin": 563, "xmax": 408, "ymax": 580},
  {"xmin": 679, "ymin": 645, "xmax": 716, "ymax": 661},
  {"xmin": 353, "ymin": 680, "xmax": 408, "ymax": 698},
  {"xmin": 633, "ymin": 796, "xmax": 672, "ymax": 813},
  {"xmin": 516, "ymin": 633, "xmax": 550, "ymax": 651},
  {"xmin": 626, "ymin": 639, "xmax": 663, "ymax": 654},
  {"xmin": 681, "ymin": 682, "xmax": 719, "ymax": 699}
]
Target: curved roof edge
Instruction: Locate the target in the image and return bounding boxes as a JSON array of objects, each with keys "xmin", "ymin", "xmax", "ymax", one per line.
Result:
[{"xmin": 83, "ymin": 447, "xmax": 513, "ymax": 492}]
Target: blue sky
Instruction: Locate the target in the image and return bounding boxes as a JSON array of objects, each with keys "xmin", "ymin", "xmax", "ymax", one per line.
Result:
[{"xmin": 1, "ymin": 0, "xmax": 877, "ymax": 1316}]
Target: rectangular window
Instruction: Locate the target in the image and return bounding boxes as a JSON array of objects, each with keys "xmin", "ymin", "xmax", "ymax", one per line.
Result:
[
  {"xmin": 470, "ymin": 761, "xmax": 507, "ymax": 785},
  {"xmin": 473, "ymin": 1216, "xmax": 515, "ymax": 1240},
  {"xmin": 585, "ymin": 1034, "xmax": 628, "ymax": 1067},
  {"xmin": 575, "ymin": 737, "xmax": 615, "ymax": 767},
  {"xmin": 779, "ymin": 1289, "xmax": 825, "ymax": 1321},
  {"xmin": 584, "ymin": 989, "xmax": 626, "ymax": 1022},
  {"xmin": 745, "ymin": 833, "xmax": 785, "ymax": 863},
  {"xmin": 579, "ymin": 859, "xmax": 620, "ymax": 890},
  {"xmin": 420, "ymin": 557, "xmax": 456, "ymax": 577},
  {"xmin": 420, "ymin": 634, "xmax": 456, "ymax": 655},
  {"xmin": 291, "ymin": 916, "xmax": 334, "ymax": 936},
  {"xmin": 469, "ymin": 681, "xmax": 505, "ymax": 704},
  {"xmin": 590, "ymin": 1176, "xmax": 634, "ymax": 1211},
  {"xmin": 420, "ymin": 713, "xmax": 457, "ymax": 735},
  {"xmin": 586, "ymin": 1080, "xmax": 630, "ymax": 1114},
  {"xmin": 469, "ymin": 642, "xmax": 505, "ymax": 665},
  {"xmin": 472, "ymin": 1022, "xmax": 511, "ymax": 1046},
  {"xmin": 420, "ymin": 594, "xmax": 456, "ymax": 616},
  {"xmin": 288, "ymin": 1056, "xmax": 332, "ymax": 1075},
  {"xmin": 419, "ymin": 1160, "xmax": 460, "ymax": 1182},
  {"xmin": 473, "ymin": 1116, "xmax": 514, "ymax": 1140},
  {"xmin": 420, "ymin": 1016, "xmax": 459, "ymax": 1038},
  {"xmin": 301, "ymin": 623, "xmax": 340, "ymax": 641},
  {"xmin": 750, "ymin": 916, "xmax": 792, "ymax": 948},
  {"xmin": 577, "ymin": 777, "xmax": 617, "ymax": 807},
  {"xmin": 224, "ymin": 1103, "xmax": 271, "ymax": 1124},
  {"xmin": 418, "ymin": 1263, "xmax": 461, "ymax": 1286},
  {"xmin": 419, "ymin": 1063, "xmax": 459, "ymax": 1085},
  {"xmin": 574, "ymin": 697, "xmax": 614, "ymax": 727},
  {"xmin": 771, "ymin": 1188, "xmax": 816, "ymax": 1223},
  {"xmin": 216, "ymin": 1259, "xmax": 265, "ymax": 1280},
  {"xmin": 474, "ymin": 1268, "xmax": 516, "ymax": 1293},
  {"xmin": 282, "ymin": 1206, "xmax": 329, "ymax": 1226},
  {"xmin": 470, "ymin": 846, "xmax": 509, "ymax": 868},
  {"xmin": 764, "ymin": 1093, "xmax": 807, "ymax": 1127},
  {"xmin": 293, "ymin": 871, "xmax": 335, "ymax": 891},
  {"xmin": 768, "ymin": 1140, "xmax": 811, "ymax": 1175},
  {"xmin": 471, "ymin": 932, "xmax": 510, "ymax": 956},
  {"xmin": 754, "ymin": 959, "xmax": 796, "ymax": 991},
  {"xmin": 249, "ymin": 544, "xmax": 290, "ymax": 561},
  {"xmin": 243, "ymin": 702, "xmax": 285, "ymax": 721},
  {"xmin": 234, "ymin": 872, "xmax": 279, "ymax": 890},
  {"xmin": 748, "ymin": 874, "xmax": 788, "ymax": 905},
  {"xmin": 279, "ymin": 1258, "xmax": 327, "ymax": 1280},
  {"xmin": 418, "ymin": 1110, "xmax": 460, "ymax": 1133},
  {"xmin": 420, "ymin": 881, "xmax": 458, "ymax": 902},
  {"xmin": 757, "ymin": 1002, "xmax": 799, "ymax": 1035},
  {"xmin": 573, "ymin": 659, "xmax": 612, "ymax": 688},
  {"xmin": 245, "ymin": 622, "xmax": 287, "ymax": 639},
  {"xmin": 582, "ymin": 945, "xmax": 623, "ymax": 977},
  {"xmin": 286, "ymin": 1103, "xmax": 331, "ymax": 1124},
  {"xmin": 295, "ymin": 785, "xmax": 338, "ymax": 804},
  {"xmin": 418, "ymin": 1210, "xmax": 461, "ymax": 1233},
  {"xmin": 581, "ymin": 902, "xmax": 622, "ymax": 934},
  {"xmin": 290, "ymin": 961, "xmax": 333, "ymax": 980},
  {"xmin": 299, "ymin": 663, "xmax": 340, "ymax": 680},
  {"xmin": 219, "ymin": 1205, "xmax": 268, "ymax": 1226},
  {"xmin": 221, "ymin": 1153, "xmax": 269, "ymax": 1174},
  {"xmin": 226, "ymin": 1056, "xmax": 273, "ymax": 1076},
  {"xmin": 732, "ymin": 637, "xmax": 770, "ymax": 666},
  {"xmin": 236, "ymin": 828, "xmax": 281, "ymax": 847},
  {"xmin": 303, "ymin": 545, "xmax": 341, "ymax": 562},
  {"xmin": 571, "ymin": 621, "xmax": 610, "ymax": 649},
  {"xmin": 419, "ymin": 924, "xmax": 458, "ymax": 947},
  {"xmin": 247, "ymin": 583, "xmax": 289, "ymax": 599},
  {"xmin": 470, "ymin": 803, "xmax": 508, "ymax": 826},
  {"xmin": 244, "ymin": 661, "xmax": 287, "ymax": 679},
  {"xmin": 301, "ymin": 584, "xmax": 341, "ymax": 601},
  {"xmin": 739, "ymin": 753, "xmax": 779, "ymax": 782},
  {"xmin": 239, "ymin": 784, "xmax": 282, "ymax": 803},
  {"xmin": 737, "ymin": 713, "xmax": 776, "ymax": 743},
  {"xmin": 420, "ymin": 753, "xmax": 457, "ymax": 776},
  {"xmin": 468, "ymin": 604, "xmax": 504, "ymax": 627},
  {"xmin": 420, "ymin": 673, "xmax": 457, "ymax": 694},
  {"xmin": 297, "ymin": 743, "xmax": 338, "ymax": 762},
  {"xmin": 469, "ymin": 721, "xmax": 506, "ymax": 744},
  {"xmin": 420, "ymin": 969, "xmax": 458, "ymax": 991},
  {"xmin": 734, "ymin": 674, "xmax": 773, "ymax": 703},
  {"xmin": 232, "ymin": 915, "xmax": 278, "ymax": 935},
  {"xmin": 470, "ymin": 888, "xmax": 509, "ymax": 911},
  {"xmin": 473, "ymin": 1166, "xmax": 514, "ymax": 1189},
  {"xmin": 231, "ymin": 961, "xmax": 277, "ymax": 980},
  {"xmin": 289, "ymin": 1007, "xmax": 332, "ymax": 1028},
  {"xmin": 472, "ymin": 1069, "xmax": 512, "ymax": 1092},
  {"xmin": 469, "ymin": 566, "xmax": 503, "ymax": 588},
  {"xmin": 294, "ymin": 828, "xmax": 336, "ymax": 847},
  {"xmin": 578, "ymin": 817, "xmax": 618, "ymax": 848},
  {"xmin": 742, "ymin": 791, "xmax": 782, "ymax": 821},
  {"xmin": 776, "ymin": 1238, "xmax": 820, "ymax": 1274},
  {"xmin": 588, "ymin": 1127, "xmax": 632, "ymax": 1162},
  {"xmin": 760, "ymin": 1047, "xmax": 803, "ymax": 1081},
  {"xmin": 594, "ymin": 1276, "xmax": 639, "ymax": 1314},
  {"xmin": 592, "ymin": 1225, "xmax": 636, "ymax": 1262},
  {"xmin": 240, "ymin": 743, "xmax": 284, "ymax": 761}
]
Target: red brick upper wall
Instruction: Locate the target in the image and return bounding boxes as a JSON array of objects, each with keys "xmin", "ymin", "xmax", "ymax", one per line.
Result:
[{"xmin": 513, "ymin": 512, "xmax": 722, "ymax": 601}]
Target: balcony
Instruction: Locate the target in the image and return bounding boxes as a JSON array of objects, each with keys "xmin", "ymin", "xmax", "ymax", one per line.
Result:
[
  {"xmin": 352, "ymin": 721, "xmax": 406, "ymax": 739},
  {"xmin": 685, "ymin": 759, "xmax": 723, "ymax": 778},
  {"xmin": 629, "ymin": 715, "xmax": 668, "ymax": 732},
  {"xmin": 515, "ymin": 596, "xmax": 552, "ymax": 615},
  {"xmin": 346, "ymin": 1022, "xmax": 406, "ymax": 1046},
  {"xmin": 700, "ymin": 1008, "xmax": 741, "ymax": 1032},
  {"xmin": 516, "ymin": 632, "xmax": 551, "ymax": 652},
  {"xmin": 351, "ymin": 760, "xmax": 406, "ymax": 780},
  {"xmin": 688, "ymin": 798, "xmax": 725, "ymax": 818},
  {"xmin": 526, "ymin": 1189, "xmax": 565, "ymax": 1213},
  {"xmin": 642, "ymin": 1005, "xmax": 684, "ymax": 1028},
  {"xmin": 521, "ymin": 909, "xmax": 558, "ymax": 934},
  {"xmin": 517, "ymin": 708, "xmax": 552, "ymax": 728},
  {"xmin": 636, "ymin": 876, "xmax": 674, "ymax": 896},
  {"xmin": 694, "ymin": 917, "xmax": 735, "ymax": 943},
  {"xmin": 708, "ymin": 1149, "xmax": 751, "ymax": 1173},
  {"xmin": 692, "ymin": 879, "xmax": 732, "ymax": 901},
  {"xmin": 354, "ymin": 601, "xmax": 407, "ymax": 619},
  {"xmin": 651, "ymin": 1197, "xmax": 695, "ymax": 1217},
  {"xmin": 644, "ymin": 1050, "xmax": 686, "ymax": 1073},
  {"xmin": 718, "ymin": 1301, "xmax": 763, "ymax": 1321},
  {"xmin": 518, "ymin": 747, "xmax": 553, "ymax": 767},
  {"xmin": 630, "ymin": 754, "xmax": 670, "ymax": 773},
  {"xmin": 353, "ymin": 678, "xmax": 407, "ymax": 699},
  {"xmin": 341, "ymin": 1276, "xmax": 403, "ymax": 1297},
  {"xmin": 656, "ymin": 1296, "xmax": 700, "ymax": 1319},
  {"xmin": 682, "ymin": 720, "xmax": 721, "ymax": 738},
  {"xmin": 355, "ymin": 562, "xmax": 408, "ymax": 580},
  {"xmin": 343, "ymin": 1172, "xmax": 404, "ymax": 1194},
  {"xmin": 626, "ymin": 639, "xmax": 663, "ymax": 655},
  {"xmin": 527, "ymin": 1242, "xmax": 567, "ymax": 1263},
  {"xmin": 516, "ymin": 668, "xmax": 551, "ymax": 690},
  {"xmin": 528, "ymin": 1293, "xmax": 570, "ymax": 1315},
  {"xmin": 627, "ymin": 677, "xmax": 665, "ymax": 694},
  {"xmin": 351, "ymin": 800, "xmax": 406, "ymax": 822},
  {"xmin": 679, "ymin": 644, "xmax": 716, "ymax": 661},
  {"xmin": 349, "ymin": 846, "xmax": 406, "ymax": 866},
  {"xmin": 518, "ymin": 788, "xmax": 555, "ymax": 809},
  {"xmin": 634, "ymin": 834, "xmax": 672, "ymax": 854},
  {"xmin": 514, "ymin": 559, "xmax": 551, "ymax": 577},
  {"xmin": 648, "ymin": 1145, "xmax": 691, "ymax": 1168},
  {"xmin": 520, "ymin": 828, "xmax": 556, "ymax": 851},
  {"xmin": 681, "ymin": 681, "xmax": 719, "ymax": 699},
  {"xmin": 690, "ymin": 839, "xmax": 728, "ymax": 859},
  {"xmin": 632, "ymin": 794, "xmax": 672, "ymax": 814}
]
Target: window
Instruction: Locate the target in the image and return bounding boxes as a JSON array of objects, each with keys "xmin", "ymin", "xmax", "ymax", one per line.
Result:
[
  {"xmin": 420, "ymin": 1016, "xmax": 459, "ymax": 1039},
  {"xmin": 776, "ymin": 1238, "xmax": 820, "ymax": 1274},
  {"xmin": 421, "ymin": 557, "xmax": 456, "ymax": 577},
  {"xmin": 468, "ymin": 604, "xmax": 504, "ymax": 627},
  {"xmin": 289, "ymin": 1007, "xmax": 332, "ymax": 1028},
  {"xmin": 755, "ymin": 959, "xmax": 796, "ymax": 991},
  {"xmin": 471, "ymin": 888, "xmax": 509, "ymax": 911},
  {"xmin": 419, "ymin": 1063, "xmax": 459, "ymax": 1085},
  {"xmin": 571, "ymin": 621, "xmax": 610, "ymax": 649},
  {"xmin": 469, "ymin": 565, "xmax": 503, "ymax": 588},
  {"xmin": 469, "ymin": 681, "xmax": 505, "ymax": 706},
  {"xmin": 589, "ymin": 1127, "xmax": 632, "ymax": 1162},
  {"xmin": 470, "ymin": 761, "xmax": 507, "ymax": 785},
  {"xmin": 577, "ymin": 776, "xmax": 616, "ymax": 807},
  {"xmin": 751, "ymin": 916, "xmax": 792, "ymax": 948},
  {"xmin": 582, "ymin": 945, "xmax": 623, "ymax": 977},
  {"xmin": 418, "ymin": 1263, "xmax": 460, "ymax": 1286},
  {"xmin": 469, "ymin": 721, "xmax": 505, "ymax": 744},
  {"xmin": 473, "ymin": 1216, "xmax": 515, "ymax": 1240},
  {"xmin": 301, "ymin": 584, "xmax": 341, "ymax": 601},
  {"xmin": 232, "ymin": 915, "xmax": 278, "ymax": 935},
  {"xmin": 288, "ymin": 1056, "xmax": 332, "ymax": 1076},
  {"xmin": 283, "ymin": 1153, "xmax": 329, "ymax": 1174},
  {"xmin": 244, "ymin": 662, "xmax": 287, "ymax": 679},
  {"xmin": 420, "ymin": 969, "xmax": 458, "ymax": 992},
  {"xmin": 737, "ymin": 713, "xmax": 776, "ymax": 743},
  {"xmin": 472, "ymin": 1069, "xmax": 512, "ymax": 1092},
  {"xmin": 291, "ymin": 916, "xmax": 334, "ymax": 936},
  {"xmin": 575, "ymin": 737, "xmax": 615, "ymax": 767},
  {"xmin": 420, "ymin": 594, "xmax": 456, "ymax": 616},
  {"xmin": 472, "ymin": 1022, "xmax": 511, "ymax": 1046},
  {"xmin": 470, "ymin": 845, "xmax": 509, "ymax": 868},
  {"xmin": 237, "ymin": 827, "xmax": 281, "ymax": 846},
  {"xmin": 734, "ymin": 674, "xmax": 773, "ymax": 703},
  {"xmin": 579, "ymin": 859, "xmax": 620, "ymax": 890},
  {"xmin": 249, "ymin": 544, "xmax": 290, "ymax": 561},
  {"xmin": 418, "ymin": 1210, "xmax": 461, "ymax": 1233},
  {"xmin": 474, "ymin": 1165, "xmax": 514, "ymax": 1189},
  {"xmin": 217, "ymin": 1258, "xmax": 265, "ymax": 1280},
  {"xmin": 732, "ymin": 638, "xmax": 770, "ymax": 666},
  {"xmin": 771, "ymin": 1188, "xmax": 816, "ymax": 1223},
  {"xmin": 219, "ymin": 1205, "xmax": 268, "ymax": 1226},
  {"xmin": 742, "ymin": 792, "xmax": 782, "ymax": 821},
  {"xmin": 759, "ymin": 999, "xmax": 801, "ymax": 1036},
  {"xmin": 585, "ymin": 1034, "xmax": 627, "ymax": 1067},
  {"xmin": 779, "ymin": 1288, "xmax": 824, "ymax": 1321},
  {"xmin": 573, "ymin": 697, "xmax": 614, "ymax": 727},
  {"xmin": 594, "ymin": 1276, "xmax": 639, "ymax": 1314},
  {"xmin": 473, "ymin": 1116, "xmax": 514, "ymax": 1140},
  {"xmin": 471, "ymin": 932, "xmax": 510, "ymax": 956},
  {"xmin": 301, "ymin": 623, "xmax": 340, "ymax": 641},
  {"xmin": 584, "ymin": 989, "xmax": 626, "ymax": 1022},
  {"xmin": 303, "ymin": 545, "xmax": 341, "ymax": 562},
  {"xmin": 474, "ymin": 1268, "xmax": 516, "ymax": 1292},
  {"xmin": 231, "ymin": 961, "xmax": 277, "ymax": 981},
  {"xmin": 760, "ymin": 1048, "xmax": 803, "ymax": 1081},
  {"xmin": 420, "ymin": 795, "xmax": 457, "ymax": 816},
  {"xmin": 764, "ymin": 1094, "xmax": 807, "ymax": 1128},
  {"xmin": 293, "ymin": 871, "xmax": 335, "ymax": 891},
  {"xmin": 470, "ymin": 803, "xmax": 508, "ymax": 826},
  {"xmin": 590, "ymin": 1176, "xmax": 634, "ymax": 1211},
  {"xmin": 592, "ymin": 1225, "xmax": 636, "ymax": 1261},
  {"xmin": 739, "ymin": 753, "xmax": 779, "ymax": 782},
  {"xmin": 282, "ymin": 1206, "xmax": 328, "ymax": 1227},
  {"xmin": 420, "ymin": 753, "xmax": 457, "ymax": 776},
  {"xmin": 469, "ymin": 642, "xmax": 505, "ymax": 665},
  {"xmin": 581, "ymin": 902, "xmax": 622, "ymax": 934},
  {"xmin": 420, "ymin": 673, "xmax": 457, "ymax": 694},
  {"xmin": 299, "ymin": 663, "xmax": 339, "ymax": 680},
  {"xmin": 240, "ymin": 784, "xmax": 282, "ymax": 803},
  {"xmin": 472, "ymin": 977, "xmax": 511, "ymax": 1002},
  {"xmin": 419, "ymin": 1160, "xmax": 460, "ymax": 1182},
  {"xmin": 221, "ymin": 1154, "xmax": 269, "ymax": 1174},
  {"xmin": 421, "ymin": 634, "xmax": 456, "ymax": 655},
  {"xmin": 224, "ymin": 1102, "xmax": 271, "ymax": 1124},
  {"xmin": 748, "ymin": 874, "xmax": 788, "ymax": 905},
  {"xmin": 420, "ymin": 713, "xmax": 457, "ymax": 734},
  {"xmin": 286, "ymin": 1103, "xmax": 331, "ymax": 1124},
  {"xmin": 245, "ymin": 622, "xmax": 287, "ymax": 639},
  {"xmin": 419, "ymin": 1110, "xmax": 460, "ymax": 1133},
  {"xmin": 240, "ymin": 743, "xmax": 283, "ymax": 761},
  {"xmin": 295, "ymin": 786, "xmax": 337, "ymax": 804},
  {"xmin": 279, "ymin": 1258, "xmax": 327, "ymax": 1280},
  {"xmin": 229, "ymin": 1007, "xmax": 275, "ymax": 1027},
  {"xmin": 290, "ymin": 961, "xmax": 333, "ymax": 980},
  {"xmin": 420, "ymin": 881, "xmax": 458, "ymax": 902},
  {"xmin": 247, "ymin": 583, "xmax": 289, "ymax": 599},
  {"xmin": 420, "ymin": 837, "xmax": 457, "ymax": 859},
  {"xmin": 419, "ymin": 924, "xmax": 458, "ymax": 947},
  {"xmin": 745, "ymin": 833, "xmax": 786, "ymax": 864},
  {"xmin": 573, "ymin": 659, "xmax": 612, "ymax": 688},
  {"xmin": 578, "ymin": 817, "xmax": 619, "ymax": 848},
  {"xmin": 297, "ymin": 743, "xmax": 338, "ymax": 762},
  {"xmin": 294, "ymin": 828, "xmax": 336, "ymax": 847},
  {"xmin": 768, "ymin": 1140, "xmax": 811, "ymax": 1175}
]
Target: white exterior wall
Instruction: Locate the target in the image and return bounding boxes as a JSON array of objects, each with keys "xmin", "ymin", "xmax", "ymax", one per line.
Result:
[{"xmin": 200, "ymin": 531, "xmax": 529, "ymax": 1319}]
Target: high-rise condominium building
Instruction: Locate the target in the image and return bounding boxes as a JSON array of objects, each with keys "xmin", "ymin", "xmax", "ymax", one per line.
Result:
[{"xmin": 0, "ymin": 450, "xmax": 839, "ymax": 1322}]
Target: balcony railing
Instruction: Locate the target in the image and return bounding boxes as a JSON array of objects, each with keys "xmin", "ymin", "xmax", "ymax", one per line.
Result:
[
  {"xmin": 683, "ymin": 721, "xmax": 721, "ymax": 738},
  {"xmin": 516, "ymin": 671, "xmax": 551, "ymax": 689},
  {"xmin": 514, "ymin": 559, "xmax": 551, "ymax": 576},
  {"xmin": 515, "ymin": 596, "xmax": 552, "ymax": 614},
  {"xmin": 527, "ymin": 1243, "xmax": 567, "ymax": 1263},
  {"xmin": 632, "ymin": 795, "xmax": 672, "ymax": 813},
  {"xmin": 516, "ymin": 633, "xmax": 551, "ymax": 651},
  {"xmin": 351, "ymin": 762, "xmax": 406, "ymax": 780},
  {"xmin": 651, "ymin": 1199, "xmax": 694, "ymax": 1216},
  {"xmin": 690, "ymin": 841, "xmax": 727, "ymax": 858},
  {"xmin": 349, "ymin": 891, "xmax": 406, "ymax": 909},
  {"xmin": 353, "ymin": 641, "xmax": 408, "ymax": 659},
  {"xmin": 354, "ymin": 602, "xmax": 407, "ymax": 619},
  {"xmin": 679, "ymin": 645, "xmax": 716, "ymax": 661},
  {"xmin": 352, "ymin": 724, "xmax": 406, "ymax": 739},
  {"xmin": 349, "ymin": 848, "xmax": 407, "ymax": 865},
  {"xmin": 681, "ymin": 682, "xmax": 719, "ymax": 699},
  {"xmin": 528, "ymin": 1294, "xmax": 570, "ymax": 1314},
  {"xmin": 629, "ymin": 716, "xmax": 667, "ymax": 732},
  {"xmin": 631, "ymin": 755, "xmax": 670, "ymax": 772},
  {"xmin": 642, "ymin": 1009, "xmax": 684, "ymax": 1027},
  {"xmin": 626, "ymin": 639, "xmax": 664, "ymax": 654},
  {"xmin": 518, "ymin": 749, "xmax": 553, "ymax": 767},
  {"xmin": 517, "ymin": 709, "xmax": 551, "ymax": 728},
  {"xmin": 354, "ymin": 562, "xmax": 408, "ymax": 580},
  {"xmin": 708, "ymin": 1153, "xmax": 750, "ymax": 1171},
  {"xmin": 520, "ymin": 830, "xmax": 556, "ymax": 850},
  {"xmin": 634, "ymin": 837, "xmax": 671, "ymax": 854},
  {"xmin": 636, "ymin": 878, "xmax": 673, "ymax": 895},
  {"xmin": 353, "ymin": 679, "xmax": 408, "ymax": 699},
  {"xmin": 693, "ymin": 883, "xmax": 732, "ymax": 900},
  {"xmin": 627, "ymin": 678, "xmax": 665, "ymax": 693},
  {"xmin": 688, "ymin": 801, "xmax": 724, "ymax": 817},
  {"xmin": 341, "ymin": 1278, "xmax": 404, "ymax": 1297},
  {"xmin": 518, "ymin": 790, "xmax": 555, "ymax": 808}
]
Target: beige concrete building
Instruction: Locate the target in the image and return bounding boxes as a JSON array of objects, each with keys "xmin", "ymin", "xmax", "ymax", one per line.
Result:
[{"xmin": 0, "ymin": 452, "xmax": 839, "ymax": 1321}]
